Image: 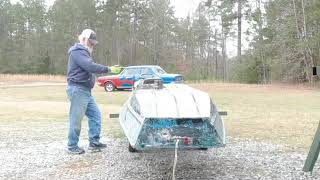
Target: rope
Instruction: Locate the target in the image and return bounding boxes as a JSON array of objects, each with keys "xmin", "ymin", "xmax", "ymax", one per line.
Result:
[{"xmin": 172, "ymin": 139, "xmax": 180, "ymax": 180}]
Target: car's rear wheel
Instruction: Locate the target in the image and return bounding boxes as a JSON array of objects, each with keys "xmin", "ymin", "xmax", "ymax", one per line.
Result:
[{"xmin": 104, "ymin": 82, "xmax": 115, "ymax": 92}]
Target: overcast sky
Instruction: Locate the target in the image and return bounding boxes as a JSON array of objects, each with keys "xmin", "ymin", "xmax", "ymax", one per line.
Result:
[
  {"xmin": 171, "ymin": 0, "xmax": 202, "ymax": 18},
  {"xmin": 10, "ymin": 0, "xmax": 201, "ymax": 18},
  {"xmin": 10, "ymin": 0, "xmax": 242, "ymax": 57}
]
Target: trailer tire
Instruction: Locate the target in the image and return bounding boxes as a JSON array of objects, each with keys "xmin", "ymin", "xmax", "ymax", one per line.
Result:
[{"xmin": 128, "ymin": 143, "xmax": 137, "ymax": 152}]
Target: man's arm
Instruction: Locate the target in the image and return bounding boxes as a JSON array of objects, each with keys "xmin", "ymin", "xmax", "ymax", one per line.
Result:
[{"xmin": 71, "ymin": 51, "xmax": 110, "ymax": 74}]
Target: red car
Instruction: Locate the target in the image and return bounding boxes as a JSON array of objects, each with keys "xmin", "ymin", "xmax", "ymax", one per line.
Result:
[{"xmin": 97, "ymin": 65, "xmax": 183, "ymax": 92}]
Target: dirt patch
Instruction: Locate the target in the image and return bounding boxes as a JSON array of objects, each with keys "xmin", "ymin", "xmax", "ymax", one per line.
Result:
[
  {"xmin": 0, "ymin": 74, "xmax": 65, "ymax": 84},
  {"xmin": 0, "ymin": 82, "xmax": 67, "ymax": 88}
]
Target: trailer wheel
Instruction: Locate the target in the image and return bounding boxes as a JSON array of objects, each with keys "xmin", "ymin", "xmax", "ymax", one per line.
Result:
[{"xmin": 128, "ymin": 143, "xmax": 137, "ymax": 152}]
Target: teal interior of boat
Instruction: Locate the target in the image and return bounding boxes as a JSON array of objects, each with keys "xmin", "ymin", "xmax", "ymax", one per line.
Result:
[{"xmin": 136, "ymin": 118, "xmax": 224, "ymax": 149}]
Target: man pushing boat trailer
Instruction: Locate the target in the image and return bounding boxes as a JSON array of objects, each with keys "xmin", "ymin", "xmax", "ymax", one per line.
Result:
[{"xmin": 66, "ymin": 29, "xmax": 120, "ymax": 154}]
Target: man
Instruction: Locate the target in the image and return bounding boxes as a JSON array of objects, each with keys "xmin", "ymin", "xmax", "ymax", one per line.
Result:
[{"xmin": 66, "ymin": 29, "xmax": 116, "ymax": 154}]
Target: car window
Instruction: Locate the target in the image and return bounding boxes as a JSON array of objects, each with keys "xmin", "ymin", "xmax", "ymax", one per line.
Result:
[
  {"xmin": 141, "ymin": 68, "xmax": 153, "ymax": 75},
  {"xmin": 153, "ymin": 67, "xmax": 166, "ymax": 74},
  {"xmin": 122, "ymin": 68, "xmax": 140, "ymax": 76}
]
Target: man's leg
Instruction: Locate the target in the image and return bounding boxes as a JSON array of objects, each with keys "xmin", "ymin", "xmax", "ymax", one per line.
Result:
[
  {"xmin": 67, "ymin": 86, "xmax": 90, "ymax": 151},
  {"xmin": 86, "ymin": 95, "xmax": 101, "ymax": 143},
  {"xmin": 86, "ymin": 95, "xmax": 106, "ymax": 149}
]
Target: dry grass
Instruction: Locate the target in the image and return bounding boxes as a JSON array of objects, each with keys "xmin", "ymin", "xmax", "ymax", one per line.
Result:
[
  {"xmin": 0, "ymin": 85, "xmax": 129, "ymax": 141},
  {"xmin": 0, "ymin": 74, "xmax": 66, "ymax": 84},
  {"xmin": 1, "ymin": 81, "xmax": 319, "ymax": 151},
  {"xmin": 191, "ymin": 83, "xmax": 320, "ymax": 151}
]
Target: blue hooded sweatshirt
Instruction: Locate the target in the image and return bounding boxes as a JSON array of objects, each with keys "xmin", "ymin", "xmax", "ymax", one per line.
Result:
[{"xmin": 67, "ymin": 43, "xmax": 110, "ymax": 91}]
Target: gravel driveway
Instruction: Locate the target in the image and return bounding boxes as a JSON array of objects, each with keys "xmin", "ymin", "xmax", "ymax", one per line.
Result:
[{"xmin": 1, "ymin": 136, "xmax": 319, "ymax": 180}]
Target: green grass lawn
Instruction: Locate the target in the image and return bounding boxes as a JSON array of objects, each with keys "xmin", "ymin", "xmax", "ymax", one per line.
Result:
[{"xmin": 1, "ymin": 83, "xmax": 319, "ymax": 150}]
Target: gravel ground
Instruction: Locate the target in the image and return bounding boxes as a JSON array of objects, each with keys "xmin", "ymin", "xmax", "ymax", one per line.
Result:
[{"xmin": 1, "ymin": 136, "xmax": 319, "ymax": 180}]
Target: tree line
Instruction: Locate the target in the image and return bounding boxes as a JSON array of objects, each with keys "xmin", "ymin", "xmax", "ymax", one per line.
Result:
[
  {"xmin": 230, "ymin": 0, "xmax": 320, "ymax": 83},
  {"xmin": 1, "ymin": 0, "xmax": 320, "ymax": 83}
]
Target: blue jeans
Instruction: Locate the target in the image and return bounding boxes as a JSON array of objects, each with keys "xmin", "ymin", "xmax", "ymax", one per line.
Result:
[{"xmin": 66, "ymin": 85, "xmax": 102, "ymax": 149}]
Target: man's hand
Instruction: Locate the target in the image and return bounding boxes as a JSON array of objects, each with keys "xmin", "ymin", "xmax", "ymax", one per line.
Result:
[{"xmin": 109, "ymin": 65, "xmax": 123, "ymax": 74}]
